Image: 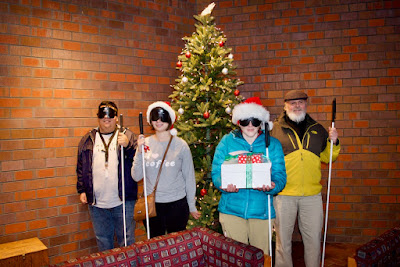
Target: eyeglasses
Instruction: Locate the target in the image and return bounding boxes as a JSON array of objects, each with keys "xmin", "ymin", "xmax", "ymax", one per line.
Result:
[
  {"xmin": 150, "ymin": 108, "xmax": 170, "ymax": 123},
  {"xmin": 239, "ymin": 118, "xmax": 262, "ymax": 127},
  {"xmin": 97, "ymin": 106, "xmax": 117, "ymax": 119}
]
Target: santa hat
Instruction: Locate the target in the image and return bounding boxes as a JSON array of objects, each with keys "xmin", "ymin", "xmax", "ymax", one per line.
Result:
[
  {"xmin": 146, "ymin": 101, "xmax": 177, "ymax": 136},
  {"xmin": 232, "ymin": 97, "xmax": 273, "ymax": 130}
]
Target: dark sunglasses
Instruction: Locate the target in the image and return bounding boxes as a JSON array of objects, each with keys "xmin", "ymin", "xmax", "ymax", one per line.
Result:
[
  {"xmin": 239, "ymin": 118, "xmax": 262, "ymax": 127},
  {"xmin": 150, "ymin": 108, "xmax": 171, "ymax": 123},
  {"xmin": 97, "ymin": 106, "xmax": 117, "ymax": 119}
]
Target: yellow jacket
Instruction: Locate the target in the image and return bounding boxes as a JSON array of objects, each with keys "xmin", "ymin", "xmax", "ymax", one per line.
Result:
[{"xmin": 271, "ymin": 113, "xmax": 340, "ymax": 196}]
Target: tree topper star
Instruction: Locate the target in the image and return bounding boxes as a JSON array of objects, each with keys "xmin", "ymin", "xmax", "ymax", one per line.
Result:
[{"xmin": 200, "ymin": 2, "xmax": 215, "ymax": 16}]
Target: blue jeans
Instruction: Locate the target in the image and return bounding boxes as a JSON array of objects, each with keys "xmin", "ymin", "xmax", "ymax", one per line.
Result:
[{"xmin": 88, "ymin": 200, "xmax": 136, "ymax": 252}]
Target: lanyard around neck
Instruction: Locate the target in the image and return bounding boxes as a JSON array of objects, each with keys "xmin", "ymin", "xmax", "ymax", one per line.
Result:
[{"xmin": 98, "ymin": 129, "xmax": 118, "ymax": 167}]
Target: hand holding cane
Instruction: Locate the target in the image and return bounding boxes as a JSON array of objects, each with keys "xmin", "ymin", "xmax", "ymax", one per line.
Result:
[
  {"xmin": 119, "ymin": 114, "xmax": 127, "ymax": 246},
  {"xmin": 139, "ymin": 113, "xmax": 151, "ymax": 239},
  {"xmin": 265, "ymin": 122, "xmax": 272, "ymax": 267},
  {"xmin": 322, "ymin": 98, "xmax": 336, "ymax": 267}
]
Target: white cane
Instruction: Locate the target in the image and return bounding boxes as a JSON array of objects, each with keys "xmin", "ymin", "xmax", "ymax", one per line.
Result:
[
  {"xmin": 322, "ymin": 98, "xmax": 336, "ymax": 267},
  {"xmin": 119, "ymin": 114, "xmax": 127, "ymax": 247},
  {"xmin": 139, "ymin": 113, "xmax": 151, "ymax": 239},
  {"xmin": 265, "ymin": 123, "xmax": 272, "ymax": 267}
]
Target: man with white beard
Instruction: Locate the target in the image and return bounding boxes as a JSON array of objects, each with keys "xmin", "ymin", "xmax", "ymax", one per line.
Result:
[{"xmin": 271, "ymin": 90, "xmax": 340, "ymax": 267}]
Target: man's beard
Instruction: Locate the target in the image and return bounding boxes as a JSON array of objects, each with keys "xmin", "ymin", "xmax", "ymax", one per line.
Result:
[{"xmin": 287, "ymin": 110, "xmax": 306, "ymax": 123}]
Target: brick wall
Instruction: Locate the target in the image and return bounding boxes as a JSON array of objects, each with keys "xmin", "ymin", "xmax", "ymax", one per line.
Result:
[
  {"xmin": 0, "ymin": 0, "xmax": 195, "ymax": 264},
  {"xmin": 0, "ymin": 0, "xmax": 399, "ymax": 265},
  {"xmin": 212, "ymin": 0, "xmax": 400, "ymax": 243}
]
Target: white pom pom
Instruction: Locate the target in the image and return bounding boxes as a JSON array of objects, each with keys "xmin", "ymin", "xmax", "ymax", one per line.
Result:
[
  {"xmin": 268, "ymin": 121, "xmax": 273, "ymax": 131},
  {"xmin": 170, "ymin": 128, "xmax": 178, "ymax": 136}
]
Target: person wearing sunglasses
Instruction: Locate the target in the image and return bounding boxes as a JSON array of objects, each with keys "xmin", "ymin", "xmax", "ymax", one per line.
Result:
[
  {"xmin": 211, "ymin": 97, "xmax": 287, "ymax": 256},
  {"xmin": 76, "ymin": 101, "xmax": 138, "ymax": 251},
  {"xmin": 131, "ymin": 101, "xmax": 200, "ymax": 238},
  {"xmin": 271, "ymin": 90, "xmax": 340, "ymax": 267}
]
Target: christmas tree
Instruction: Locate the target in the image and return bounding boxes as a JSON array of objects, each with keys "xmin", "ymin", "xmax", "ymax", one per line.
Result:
[{"xmin": 169, "ymin": 3, "xmax": 244, "ymax": 232}]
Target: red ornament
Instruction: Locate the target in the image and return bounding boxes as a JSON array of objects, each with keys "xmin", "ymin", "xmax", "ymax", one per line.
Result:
[
  {"xmin": 203, "ymin": 111, "xmax": 210, "ymax": 119},
  {"xmin": 185, "ymin": 51, "xmax": 191, "ymax": 58},
  {"xmin": 200, "ymin": 189, "xmax": 207, "ymax": 196},
  {"xmin": 219, "ymin": 41, "xmax": 225, "ymax": 47},
  {"xmin": 176, "ymin": 61, "xmax": 182, "ymax": 68},
  {"xmin": 234, "ymin": 89, "xmax": 240, "ymax": 96}
]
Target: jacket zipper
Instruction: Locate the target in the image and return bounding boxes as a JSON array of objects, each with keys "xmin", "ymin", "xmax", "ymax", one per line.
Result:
[{"xmin": 89, "ymin": 130, "xmax": 96, "ymax": 206}]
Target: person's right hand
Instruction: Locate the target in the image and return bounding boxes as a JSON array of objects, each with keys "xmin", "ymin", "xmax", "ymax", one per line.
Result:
[
  {"xmin": 222, "ymin": 184, "xmax": 239, "ymax": 193},
  {"xmin": 80, "ymin": 193, "xmax": 87, "ymax": 204},
  {"xmin": 137, "ymin": 134, "xmax": 145, "ymax": 147}
]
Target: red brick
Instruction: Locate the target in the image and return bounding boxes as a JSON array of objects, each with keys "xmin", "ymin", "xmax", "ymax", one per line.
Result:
[
  {"xmin": 109, "ymin": 73, "xmax": 125, "ymax": 82},
  {"xmin": 15, "ymin": 170, "xmax": 33, "ymax": 180},
  {"xmin": 368, "ymin": 19, "xmax": 385, "ymax": 27},
  {"xmin": 49, "ymin": 197, "xmax": 67, "ymax": 207},
  {"xmin": 21, "ymin": 36, "xmax": 40, "ymax": 47},
  {"xmin": 37, "ymin": 168, "xmax": 55, "ymax": 178},
  {"xmin": 37, "ymin": 188, "xmax": 57, "ymax": 198},
  {"xmin": 300, "ymin": 57, "xmax": 315, "ymax": 64},
  {"xmin": 34, "ymin": 68, "xmax": 51, "ymax": 77},
  {"xmin": 45, "ymin": 59, "xmax": 60, "ymax": 68},
  {"xmin": 22, "ymin": 57, "xmax": 40, "ymax": 66},
  {"xmin": 261, "ymin": 67, "xmax": 275, "ymax": 74},
  {"xmin": 274, "ymin": 18, "xmax": 289, "ymax": 26},
  {"xmin": 333, "ymin": 54, "xmax": 350, "ymax": 62},
  {"xmin": 5, "ymin": 222, "xmax": 27, "ymax": 234},
  {"xmin": 351, "ymin": 36, "xmax": 367, "ymax": 45},
  {"xmin": 379, "ymin": 77, "xmax": 394, "ymax": 85},
  {"xmin": 387, "ymin": 68, "xmax": 400, "ymax": 76},
  {"xmin": 54, "ymin": 89, "xmax": 72, "ymax": 98},
  {"xmin": 380, "ymin": 195, "xmax": 397, "ymax": 203},
  {"xmin": 63, "ymin": 22, "xmax": 79, "ymax": 32},
  {"xmin": 352, "ymin": 53, "xmax": 367, "ymax": 61},
  {"xmin": 63, "ymin": 41, "xmax": 81, "ymax": 51},
  {"xmin": 45, "ymin": 138, "xmax": 64, "ymax": 148},
  {"xmin": 361, "ymin": 78, "xmax": 377, "ymax": 86},
  {"xmin": 15, "ymin": 190, "xmax": 36, "ymax": 201},
  {"xmin": 29, "ymin": 219, "xmax": 47, "ymax": 230},
  {"xmin": 370, "ymin": 103, "xmax": 386, "ymax": 111}
]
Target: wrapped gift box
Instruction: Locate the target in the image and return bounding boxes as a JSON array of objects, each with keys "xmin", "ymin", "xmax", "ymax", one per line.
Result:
[{"xmin": 221, "ymin": 153, "xmax": 271, "ymax": 189}]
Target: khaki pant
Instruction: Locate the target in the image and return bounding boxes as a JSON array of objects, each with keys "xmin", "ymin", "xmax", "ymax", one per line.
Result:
[
  {"xmin": 219, "ymin": 213, "xmax": 274, "ymax": 255},
  {"xmin": 274, "ymin": 194, "xmax": 323, "ymax": 267}
]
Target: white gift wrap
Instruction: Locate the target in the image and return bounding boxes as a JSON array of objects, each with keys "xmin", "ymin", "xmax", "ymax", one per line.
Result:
[{"xmin": 221, "ymin": 159, "xmax": 271, "ymax": 189}]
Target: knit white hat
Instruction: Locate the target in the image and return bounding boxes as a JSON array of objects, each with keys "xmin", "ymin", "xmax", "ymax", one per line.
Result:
[
  {"xmin": 146, "ymin": 101, "xmax": 177, "ymax": 135},
  {"xmin": 232, "ymin": 97, "xmax": 273, "ymax": 130}
]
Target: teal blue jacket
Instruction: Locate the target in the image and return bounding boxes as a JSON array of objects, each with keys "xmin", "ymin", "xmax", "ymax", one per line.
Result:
[{"xmin": 212, "ymin": 129, "xmax": 286, "ymax": 220}]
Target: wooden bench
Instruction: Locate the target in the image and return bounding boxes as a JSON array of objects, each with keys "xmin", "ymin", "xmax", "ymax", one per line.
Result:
[{"xmin": 0, "ymin": 237, "xmax": 48, "ymax": 267}]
